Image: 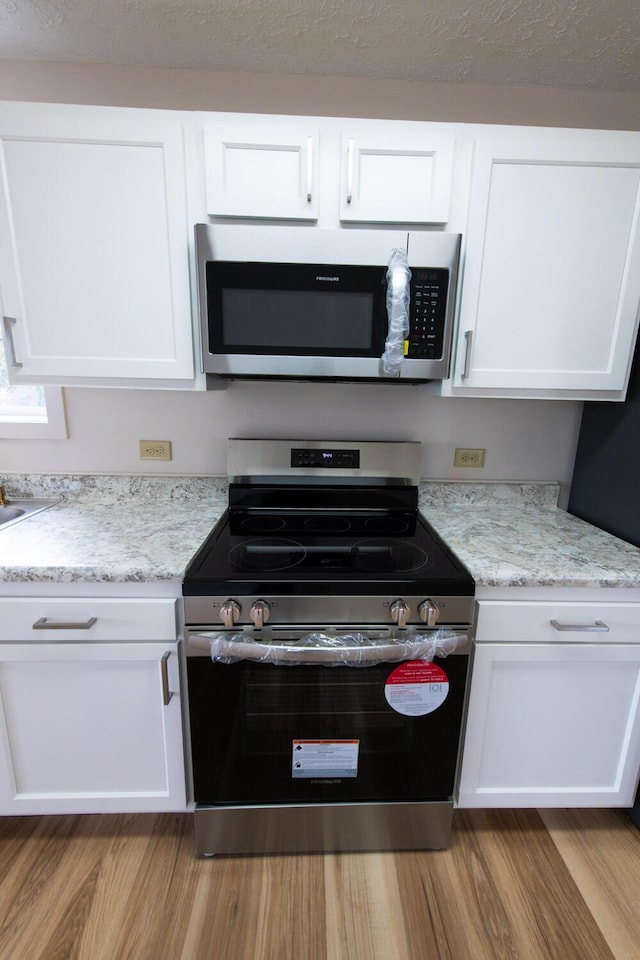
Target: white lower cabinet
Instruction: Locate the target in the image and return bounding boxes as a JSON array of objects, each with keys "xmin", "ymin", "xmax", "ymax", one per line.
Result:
[
  {"xmin": 457, "ymin": 600, "xmax": 640, "ymax": 807},
  {"xmin": 0, "ymin": 598, "xmax": 186, "ymax": 815}
]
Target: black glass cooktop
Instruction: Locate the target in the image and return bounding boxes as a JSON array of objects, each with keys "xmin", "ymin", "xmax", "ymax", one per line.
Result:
[{"xmin": 183, "ymin": 485, "xmax": 474, "ymax": 597}]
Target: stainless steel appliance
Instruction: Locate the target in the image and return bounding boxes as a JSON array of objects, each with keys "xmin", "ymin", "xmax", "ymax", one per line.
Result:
[
  {"xmin": 183, "ymin": 439, "xmax": 475, "ymax": 856},
  {"xmin": 196, "ymin": 225, "xmax": 461, "ymax": 384}
]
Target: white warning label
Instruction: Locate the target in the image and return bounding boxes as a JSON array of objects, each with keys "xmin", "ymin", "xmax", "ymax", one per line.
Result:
[
  {"xmin": 384, "ymin": 660, "xmax": 449, "ymax": 716},
  {"xmin": 292, "ymin": 739, "xmax": 359, "ymax": 779}
]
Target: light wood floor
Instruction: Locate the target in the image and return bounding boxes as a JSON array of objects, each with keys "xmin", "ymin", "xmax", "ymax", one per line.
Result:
[{"xmin": 0, "ymin": 808, "xmax": 638, "ymax": 960}]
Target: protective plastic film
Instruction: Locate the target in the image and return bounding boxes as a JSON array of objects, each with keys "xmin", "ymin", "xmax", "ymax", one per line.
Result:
[
  {"xmin": 209, "ymin": 628, "xmax": 464, "ymax": 667},
  {"xmin": 381, "ymin": 248, "xmax": 412, "ymax": 376}
]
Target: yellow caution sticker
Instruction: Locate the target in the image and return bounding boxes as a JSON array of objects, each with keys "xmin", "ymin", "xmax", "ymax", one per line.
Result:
[{"xmin": 403, "ymin": 340, "xmax": 409, "ymax": 356}]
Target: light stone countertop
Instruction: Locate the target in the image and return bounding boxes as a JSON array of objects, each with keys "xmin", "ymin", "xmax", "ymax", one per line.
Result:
[
  {"xmin": 0, "ymin": 475, "xmax": 227, "ymax": 584},
  {"xmin": 420, "ymin": 483, "xmax": 640, "ymax": 589},
  {"xmin": 1, "ymin": 475, "xmax": 640, "ymax": 588}
]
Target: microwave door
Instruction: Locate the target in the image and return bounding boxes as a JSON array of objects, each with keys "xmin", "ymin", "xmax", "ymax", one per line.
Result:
[{"xmin": 204, "ymin": 261, "xmax": 388, "ymax": 379}]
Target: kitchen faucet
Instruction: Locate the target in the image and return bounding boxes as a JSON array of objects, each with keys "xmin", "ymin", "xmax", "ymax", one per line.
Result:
[{"xmin": 0, "ymin": 485, "xmax": 8, "ymax": 506}]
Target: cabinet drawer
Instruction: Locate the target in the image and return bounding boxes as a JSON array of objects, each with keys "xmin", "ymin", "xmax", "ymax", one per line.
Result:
[
  {"xmin": 0, "ymin": 598, "xmax": 177, "ymax": 642},
  {"xmin": 475, "ymin": 600, "xmax": 640, "ymax": 644}
]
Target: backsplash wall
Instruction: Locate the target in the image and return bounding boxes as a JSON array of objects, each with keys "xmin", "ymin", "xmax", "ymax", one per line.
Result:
[{"xmin": 1, "ymin": 382, "xmax": 583, "ymax": 487}]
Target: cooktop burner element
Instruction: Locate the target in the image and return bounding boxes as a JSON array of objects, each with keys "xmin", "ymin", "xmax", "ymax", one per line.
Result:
[
  {"xmin": 351, "ymin": 538, "xmax": 429, "ymax": 572},
  {"xmin": 230, "ymin": 538, "xmax": 307, "ymax": 572},
  {"xmin": 226, "ymin": 536, "xmax": 431, "ymax": 574}
]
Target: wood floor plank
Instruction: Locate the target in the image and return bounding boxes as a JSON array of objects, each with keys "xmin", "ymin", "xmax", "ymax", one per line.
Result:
[
  {"xmin": 77, "ymin": 815, "xmax": 167, "ymax": 960},
  {"xmin": 324, "ymin": 851, "xmax": 411, "ymax": 960},
  {"xmin": 0, "ymin": 809, "xmax": 633, "ymax": 960},
  {"xmin": 395, "ymin": 810, "xmax": 616, "ymax": 960},
  {"xmin": 0, "ymin": 815, "xmax": 88, "ymax": 960},
  {"xmin": 540, "ymin": 807, "xmax": 640, "ymax": 960}
]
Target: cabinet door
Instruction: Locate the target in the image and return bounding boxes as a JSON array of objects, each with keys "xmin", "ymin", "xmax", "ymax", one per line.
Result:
[
  {"xmin": 452, "ymin": 130, "xmax": 640, "ymax": 398},
  {"xmin": 204, "ymin": 118, "xmax": 319, "ymax": 220},
  {"xmin": 0, "ymin": 103, "xmax": 194, "ymax": 385},
  {"xmin": 457, "ymin": 642, "xmax": 640, "ymax": 808},
  {"xmin": 339, "ymin": 127, "xmax": 454, "ymax": 224},
  {"xmin": 0, "ymin": 642, "xmax": 186, "ymax": 814}
]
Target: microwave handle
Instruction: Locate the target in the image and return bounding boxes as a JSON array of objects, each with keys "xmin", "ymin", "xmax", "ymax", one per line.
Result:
[{"xmin": 306, "ymin": 137, "xmax": 313, "ymax": 203}]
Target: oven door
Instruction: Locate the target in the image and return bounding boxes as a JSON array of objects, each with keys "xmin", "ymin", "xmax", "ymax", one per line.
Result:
[{"xmin": 185, "ymin": 627, "xmax": 469, "ymax": 807}]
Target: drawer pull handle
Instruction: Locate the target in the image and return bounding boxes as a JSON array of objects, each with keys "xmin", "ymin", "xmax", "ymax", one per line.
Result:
[
  {"xmin": 550, "ymin": 619, "xmax": 610, "ymax": 633},
  {"xmin": 161, "ymin": 651, "xmax": 174, "ymax": 706},
  {"xmin": 32, "ymin": 616, "xmax": 97, "ymax": 630}
]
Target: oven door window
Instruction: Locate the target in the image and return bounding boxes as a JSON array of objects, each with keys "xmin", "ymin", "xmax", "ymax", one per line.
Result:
[
  {"xmin": 187, "ymin": 656, "xmax": 468, "ymax": 806},
  {"xmin": 206, "ymin": 261, "xmax": 388, "ymax": 357}
]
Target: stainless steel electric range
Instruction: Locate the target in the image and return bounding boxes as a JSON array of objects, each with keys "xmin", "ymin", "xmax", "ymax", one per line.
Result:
[{"xmin": 182, "ymin": 439, "xmax": 475, "ymax": 857}]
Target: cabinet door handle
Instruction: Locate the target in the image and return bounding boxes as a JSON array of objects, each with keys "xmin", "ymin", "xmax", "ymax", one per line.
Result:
[
  {"xmin": 161, "ymin": 651, "xmax": 174, "ymax": 705},
  {"xmin": 2, "ymin": 316, "xmax": 23, "ymax": 368},
  {"xmin": 305, "ymin": 137, "xmax": 313, "ymax": 202},
  {"xmin": 32, "ymin": 616, "xmax": 97, "ymax": 630},
  {"xmin": 346, "ymin": 139, "xmax": 354, "ymax": 204},
  {"xmin": 461, "ymin": 330, "xmax": 473, "ymax": 379},
  {"xmin": 550, "ymin": 619, "xmax": 610, "ymax": 633}
]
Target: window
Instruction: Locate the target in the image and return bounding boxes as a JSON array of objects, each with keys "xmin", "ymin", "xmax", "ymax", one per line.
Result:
[{"xmin": 0, "ymin": 330, "xmax": 67, "ymax": 439}]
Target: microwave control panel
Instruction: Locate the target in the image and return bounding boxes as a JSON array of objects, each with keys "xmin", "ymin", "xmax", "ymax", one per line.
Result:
[{"xmin": 406, "ymin": 269, "xmax": 449, "ymax": 359}]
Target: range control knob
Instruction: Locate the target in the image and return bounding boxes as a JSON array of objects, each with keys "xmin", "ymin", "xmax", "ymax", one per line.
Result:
[
  {"xmin": 419, "ymin": 599, "xmax": 440, "ymax": 628},
  {"xmin": 219, "ymin": 600, "xmax": 241, "ymax": 628},
  {"xmin": 390, "ymin": 600, "xmax": 410, "ymax": 628},
  {"xmin": 249, "ymin": 600, "xmax": 271, "ymax": 628}
]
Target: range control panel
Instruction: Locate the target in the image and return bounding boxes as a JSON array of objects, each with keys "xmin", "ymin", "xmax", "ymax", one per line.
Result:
[
  {"xmin": 406, "ymin": 268, "xmax": 449, "ymax": 360},
  {"xmin": 291, "ymin": 448, "xmax": 360, "ymax": 469}
]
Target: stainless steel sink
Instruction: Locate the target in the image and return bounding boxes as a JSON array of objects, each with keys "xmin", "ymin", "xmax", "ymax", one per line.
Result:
[
  {"xmin": 0, "ymin": 499, "xmax": 59, "ymax": 530},
  {"xmin": 0, "ymin": 506, "xmax": 25, "ymax": 523}
]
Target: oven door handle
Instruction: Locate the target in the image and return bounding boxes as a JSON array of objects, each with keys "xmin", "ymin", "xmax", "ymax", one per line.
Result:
[{"xmin": 193, "ymin": 631, "xmax": 467, "ymax": 665}]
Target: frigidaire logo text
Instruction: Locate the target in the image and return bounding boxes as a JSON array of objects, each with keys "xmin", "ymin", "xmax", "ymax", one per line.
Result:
[{"xmin": 315, "ymin": 276, "xmax": 340, "ymax": 281}]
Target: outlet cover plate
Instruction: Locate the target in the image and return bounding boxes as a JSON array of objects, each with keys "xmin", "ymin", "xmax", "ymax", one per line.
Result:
[
  {"xmin": 454, "ymin": 447, "xmax": 485, "ymax": 468},
  {"xmin": 139, "ymin": 440, "xmax": 172, "ymax": 461}
]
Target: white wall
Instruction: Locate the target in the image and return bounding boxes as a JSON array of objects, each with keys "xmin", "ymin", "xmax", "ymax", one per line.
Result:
[
  {"xmin": 1, "ymin": 59, "xmax": 634, "ymax": 485},
  {"xmin": 2, "ymin": 382, "xmax": 583, "ymax": 485},
  {"xmin": 1, "ymin": 60, "xmax": 639, "ymax": 130}
]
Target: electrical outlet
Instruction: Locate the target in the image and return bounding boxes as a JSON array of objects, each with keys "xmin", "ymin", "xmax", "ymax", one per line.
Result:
[
  {"xmin": 454, "ymin": 447, "xmax": 486, "ymax": 468},
  {"xmin": 139, "ymin": 440, "xmax": 172, "ymax": 461}
]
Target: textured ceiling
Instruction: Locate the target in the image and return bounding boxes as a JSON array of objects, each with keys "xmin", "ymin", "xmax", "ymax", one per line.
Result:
[{"xmin": 0, "ymin": 0, "xmax": 639, "ymax": 92}]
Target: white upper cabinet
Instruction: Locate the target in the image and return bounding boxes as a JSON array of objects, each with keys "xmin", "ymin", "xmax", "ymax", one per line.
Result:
[
  {"xmin": 449, "ymin": 127, "xmax": 640, "ymax": 399},
  {"xmin": 204, "ymin": 118, "xmax": 320, "ymax": 220},
  {"xmin": 0, "ymin": 102, "xmax": 195, "ymax": 386},
  {"xmin": 201, "ymin": 113, "xmax": 456, "ymax": 225},
  {"xmin": 339, "ymin": 128, "xmax": 454, "ymax": 224}
]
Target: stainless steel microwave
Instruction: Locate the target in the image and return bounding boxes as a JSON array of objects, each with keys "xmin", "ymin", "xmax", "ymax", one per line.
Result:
[{"xmin": 196, "ymin": 224, "xmax": 461, "ymax": 384}]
